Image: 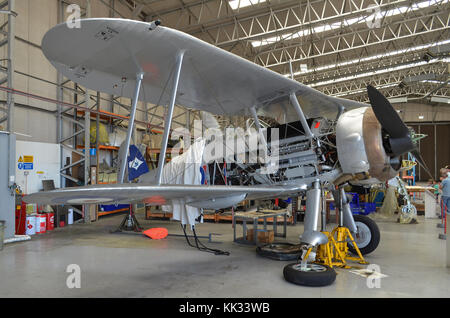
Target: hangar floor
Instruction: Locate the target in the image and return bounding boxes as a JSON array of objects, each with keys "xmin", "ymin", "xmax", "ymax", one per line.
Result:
[{"xmin": 0, "ymin": 213, "xmax": 448, "ymax": 298}]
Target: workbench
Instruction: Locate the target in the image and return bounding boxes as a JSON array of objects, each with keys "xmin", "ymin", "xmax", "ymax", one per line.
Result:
[{"xmin": 233, "ymin": 209, "xmax": 288, "ymax": 246}]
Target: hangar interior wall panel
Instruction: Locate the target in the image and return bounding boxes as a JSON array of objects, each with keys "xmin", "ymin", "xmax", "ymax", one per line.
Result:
[
  {"xmin": 15, "ymin": 140, "xmax": 60, "ymax": 195},
  {"xmin": 436, "ymin": 125, "xmax": 450, "ymax": 176},
  {"xmin": 0, "ymin": 132, "xmax": 16, "ymax": 240}
]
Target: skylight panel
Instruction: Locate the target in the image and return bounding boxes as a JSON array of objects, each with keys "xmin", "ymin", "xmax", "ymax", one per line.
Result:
[{"xmin": 228, "ymin": 0, "xmax": 267, "ymax": 10}]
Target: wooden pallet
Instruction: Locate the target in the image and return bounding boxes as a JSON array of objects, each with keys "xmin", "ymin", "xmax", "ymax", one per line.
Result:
[{"xmin": 145, "ymin": 207, "xmax": 294, "ymax": 224}]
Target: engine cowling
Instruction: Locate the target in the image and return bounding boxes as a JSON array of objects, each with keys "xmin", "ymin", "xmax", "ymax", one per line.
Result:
[{"xmin": 336, "ymin": 107, "xmax": 399, "ymax": 183}]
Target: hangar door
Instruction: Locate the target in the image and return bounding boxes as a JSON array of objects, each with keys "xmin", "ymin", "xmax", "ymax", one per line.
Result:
[{"xmin": 408, "ymin": 123, "xmax": 450, "ymax": 182}]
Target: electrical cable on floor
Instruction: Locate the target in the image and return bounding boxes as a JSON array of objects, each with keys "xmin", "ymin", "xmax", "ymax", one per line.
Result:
[{"xmin": 180, "ymin": 224, "xmax": 230, "ymax": 256}]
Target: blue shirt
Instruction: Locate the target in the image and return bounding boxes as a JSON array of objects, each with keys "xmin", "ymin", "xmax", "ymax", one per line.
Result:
[{"xmin": 442, "ymin": 177, "xmax": 450, "ymax": 197}]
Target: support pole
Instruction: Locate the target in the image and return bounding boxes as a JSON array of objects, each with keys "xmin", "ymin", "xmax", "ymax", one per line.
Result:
[
  {"xmin": 156, "ymin": 51, "xmax": 185, "ymax": 185},
  {"xmin": 83, "ymin": 92, "xmax": 90, "ymax": 224},
  {"xmin": 289, "ymin": 92, "xmax": 313, "ymax": 138},
  {"xmin": 118, "ymin": 72, "xmax": 144, "ymax": 184},
  {"xmin": 84, "ymin": 92, "xmax": 90, "ymax": 186},
  {"xmin": 321, "ymin": 183, "xmax": 326, "ymax": 232},
  {"xmin": 288, "ymin": 59, "xmax": 294, "ymax": 80},
  {"xmin": 6, "ymin": 0, "xmax": 15, "ymax": 133}
]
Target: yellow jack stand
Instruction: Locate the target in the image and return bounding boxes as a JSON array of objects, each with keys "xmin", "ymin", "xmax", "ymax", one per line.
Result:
[{"xmin": 313, "ymin": 226, "xmax": 368, "ymax": 269}]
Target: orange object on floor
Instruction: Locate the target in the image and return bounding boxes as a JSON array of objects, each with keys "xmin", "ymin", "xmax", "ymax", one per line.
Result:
[{"xmin": 143, "ymin": 228, "xmax": 168, "ymax": 240}]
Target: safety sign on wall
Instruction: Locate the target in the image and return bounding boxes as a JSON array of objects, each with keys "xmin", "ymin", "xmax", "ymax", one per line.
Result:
[{"xmin": 18, "ymin": 155, "xmax": 34, "ymax": 170}]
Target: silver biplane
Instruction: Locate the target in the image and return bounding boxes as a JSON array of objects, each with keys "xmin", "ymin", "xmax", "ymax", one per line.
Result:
[{"xmin": 25, "ymin": 18, "xmax": 430, "ymax": 286}]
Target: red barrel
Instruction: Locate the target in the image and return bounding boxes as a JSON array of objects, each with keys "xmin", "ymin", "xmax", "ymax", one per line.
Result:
[
  {"xmin": 36, "ymin": 214, "xmax": 47, "ymax": 234},
  {"xmin": 46, "ymin": 212, "xmax": 54, "ymax": 231},
  {"xmin": 15, "ymin": 203, "xmax": 26, "ymax": 235}
]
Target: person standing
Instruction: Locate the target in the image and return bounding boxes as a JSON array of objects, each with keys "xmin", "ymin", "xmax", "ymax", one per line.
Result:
[
  {"xmin": 440, "ymin": 173, "xmax": 450, "ymax": 217},
  {"xmin": 432, "ymin": 180, "xmax": 440, "ymax": 203}
]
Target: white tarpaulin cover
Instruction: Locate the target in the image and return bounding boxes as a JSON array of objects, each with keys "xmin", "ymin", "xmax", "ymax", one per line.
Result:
[{"xmin": 161, "ymin": 139, "xmax": 206, "ymax": 225}]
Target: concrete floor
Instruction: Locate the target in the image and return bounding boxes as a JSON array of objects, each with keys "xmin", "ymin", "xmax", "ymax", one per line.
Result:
[{"xmin": 0, "ymin": 212, "xmax": 449, "ymax": 298}]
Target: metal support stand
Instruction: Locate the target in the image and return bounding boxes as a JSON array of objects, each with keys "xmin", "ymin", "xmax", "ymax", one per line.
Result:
[
  {"xmin": 111, "ymin": 205, "xmax": 143, "ymax": 233},
  {"xmin": 300, "ymin": 185, "xmax": 368, "ymax": 269},
  {"xmin": 298, "ymin": 182, "xmax": 368, "ymax": 270}
]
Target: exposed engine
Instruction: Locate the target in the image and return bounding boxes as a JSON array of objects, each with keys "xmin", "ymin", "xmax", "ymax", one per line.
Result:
[
  {"xmin": 212, "ymin": 116, "xmax": 339, "ymax": 186},
  {"xmin": 206, "ymin": 86, "xmax": 426, "ymax": 188}
]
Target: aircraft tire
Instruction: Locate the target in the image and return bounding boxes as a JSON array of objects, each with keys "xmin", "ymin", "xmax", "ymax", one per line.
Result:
[
  {"xmin": 348, "ymin": 214, "xmax": 380, "ymax": 255},
  {"xmin": 256, "ymin": 242, "xmax": 302, "ymax": 261},
  {"xmin": 283, "ymin": 263, "xmax": 336, "ymax": 287}
]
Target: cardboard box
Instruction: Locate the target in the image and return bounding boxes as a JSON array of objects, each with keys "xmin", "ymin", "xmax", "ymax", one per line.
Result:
[{"xmin": 246, "ymin": 229, "xmax": 274, "ymax": 243}]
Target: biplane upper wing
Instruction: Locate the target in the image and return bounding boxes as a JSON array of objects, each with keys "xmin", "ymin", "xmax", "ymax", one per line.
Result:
[{"xmin": 42, "ymin": 18, "xmax": 366, "ymax": 119}]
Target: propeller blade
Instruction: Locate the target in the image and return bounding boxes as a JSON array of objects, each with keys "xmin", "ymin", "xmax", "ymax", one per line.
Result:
[
  {"xmin": 367, "ymin": 85, "xmax": 415, "ymax": 156},
  {"xmin": 410, "ymin": 148, "xmax": 433, "ymax": 179},
  {"xmin": 367, "ymin": 85, "xmax": 409, "ymax": 138}
]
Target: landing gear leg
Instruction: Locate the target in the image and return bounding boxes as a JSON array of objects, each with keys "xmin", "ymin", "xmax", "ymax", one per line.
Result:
[{"xmin": 283, "ymin": 180, "xmax": 336, "ymax": 286}]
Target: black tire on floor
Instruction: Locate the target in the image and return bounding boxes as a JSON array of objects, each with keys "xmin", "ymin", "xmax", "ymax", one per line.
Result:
[
  {"xmin": 348, "ymin": 214, "xmax": 380, "ymax": 255},
  {"xmin": 256, "ymin": 242, "xmax": 302, "ymax": 261},
  {"xmin": 283, "ymin": 263, "xmax": 336, "ymax": 287}
]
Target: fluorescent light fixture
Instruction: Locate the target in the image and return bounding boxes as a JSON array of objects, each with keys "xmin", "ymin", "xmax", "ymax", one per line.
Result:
[
  {"xmin": 284, "ymin": 39, "xmax": 450, "ymax": 78},
  {"xmin": 421, "ymin": 80, "xmax": 448, "ymax": 84},
  {"xmin": 309, "ymin": 57, "xmax": 450, "ymax": 88},
  {"xmin": 430, "ymin": 96, "xmax": 450, "ymax": 103},
  {"xmin": 389, "ymin": 97, "xmax": 408, "ymax": 103},
  {"xmin": 332, "ymin": 83, "xmax": 398, "ymax": 97},
  {"xmin": 229, "ymin": 0, "xmax": 266, "ymax": 10},
  {"xmin": 253, "ymin": 0, "xmax": 448, "ymax": 47},
  {"xmin": 418, "ymin": 115, "xmax": 424, "ymax": 119}
]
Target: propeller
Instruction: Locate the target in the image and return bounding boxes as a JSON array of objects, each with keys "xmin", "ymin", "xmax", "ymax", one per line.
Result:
[{"xmin": 366, "ymin": 85, "xmax": 433, "ymax": 178}]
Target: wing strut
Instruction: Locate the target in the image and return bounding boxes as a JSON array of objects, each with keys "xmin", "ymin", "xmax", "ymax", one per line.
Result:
[
  {"xmin": 118, "ymin": 72, "xmax": 144, "ymax": 183},
  {"xmin": 156, "ymin": 51, "xmax": 185, "ymax": 185},
  {"xmin": 289, "ymin": 92, "xmax": 313, "ymax": 138},
  {"xmin": 250, "ymin": 106, "xmax": 267, "ymax": 147}
]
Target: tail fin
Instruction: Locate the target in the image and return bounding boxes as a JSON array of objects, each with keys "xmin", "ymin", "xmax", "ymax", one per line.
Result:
[
  {"xmin": 127, "ymin": 144, "xmax": 149, "ymax": 181},
  {"xmin": 117, "ymin": 143, "xmax": 149, "ymax": 182}
]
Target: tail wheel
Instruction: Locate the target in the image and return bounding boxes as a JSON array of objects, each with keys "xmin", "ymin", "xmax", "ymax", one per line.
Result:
[
  {"xmin": 283, "ymin": 263, "xmax": 336, "ymax": 287},
  {"xmin": 256, "ymin": 242, "xmax": 302, "ymax": 261},
  {"xmin": 348, "ymin": 214, "xmax": 380, "ymax": 255}
]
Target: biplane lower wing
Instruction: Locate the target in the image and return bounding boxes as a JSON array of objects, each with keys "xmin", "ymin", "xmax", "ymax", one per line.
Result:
[{"xmin": 23, "ymin": 183, "xmax": 304, "ymax": 208}]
